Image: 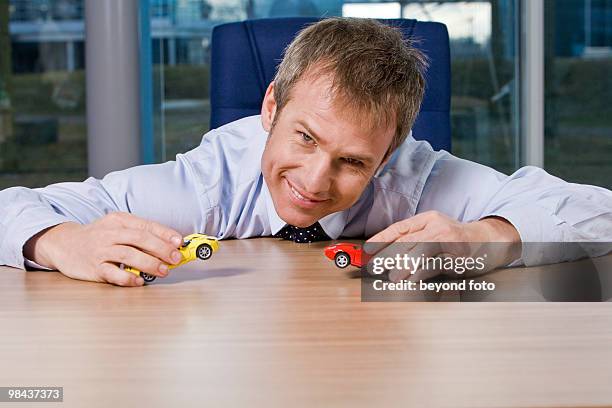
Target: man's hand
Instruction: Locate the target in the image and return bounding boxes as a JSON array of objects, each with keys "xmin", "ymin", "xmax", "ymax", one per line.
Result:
[
  {"xmin": 365, "ymin": 211, "xmax": 521, "ymax": 282},
  {"xmin": 23, "ymin": 212, "xmax": 184, "ymax": 287}
]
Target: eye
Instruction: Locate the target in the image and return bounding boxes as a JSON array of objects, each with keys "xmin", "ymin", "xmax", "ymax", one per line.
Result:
[
  {"xmin": 343, "ymin": 157, "xmax": 364, "ymax": 167},
  {"xmin": 300, "ymin": 132, "xmax": 316, "ymax": 145}
]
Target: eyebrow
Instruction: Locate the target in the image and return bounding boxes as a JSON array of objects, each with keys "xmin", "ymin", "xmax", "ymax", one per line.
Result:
[{"xmin": 297, "ymin": 120, "xmax": 377, "ymax": 165}]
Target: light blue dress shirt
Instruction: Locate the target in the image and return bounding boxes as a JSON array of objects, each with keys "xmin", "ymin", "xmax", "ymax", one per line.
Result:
[{"xmin": 1, "ymin": 115, "xmax": 611, "ymax": 269}]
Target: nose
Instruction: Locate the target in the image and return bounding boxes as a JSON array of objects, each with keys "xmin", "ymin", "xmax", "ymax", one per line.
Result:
[{"xmin": 302, "ymin": 155, "xmax": 333, "ymax": 196}]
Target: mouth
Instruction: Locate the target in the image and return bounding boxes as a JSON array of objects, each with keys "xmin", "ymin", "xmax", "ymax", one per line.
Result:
[{"xmin": 284, "ymin": 178, "xmax": 328, "ymax": 209}]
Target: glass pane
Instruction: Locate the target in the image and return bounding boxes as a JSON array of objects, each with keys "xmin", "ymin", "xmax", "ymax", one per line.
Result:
[
  {"xmin": 343, "ymin": 2, "xmax": 401, "ymax": 18},
  {"xmin": 544, "ymin": 0, "xmax": 612, "ymax": 189},
  {"xmin": 151, "ymin": 0, "xmax": 342, "ymax": 162},
  {"xmin": 0, "ymin": 0, "xmax": 87, "ymax": 189},
  {"xmin": 402, "ymin": 1, "xmax": 520, "ymax": 174},
  {"xmin": 151, "ymin": 0, "xmax": 519, "ymax": 177}
]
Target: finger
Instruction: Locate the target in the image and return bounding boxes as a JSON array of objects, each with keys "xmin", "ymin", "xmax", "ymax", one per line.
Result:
[
  {"xmin": 99, "ymin": 263, "xmax": 144, "ymax": 287},
  {"xmin": 107, "ymin": 228, "xmax": 181, "ymax": 265},
  {"xmin": 366, "ymin": 213, "xmax": 430, "ymax": 244},
  {"xmin": 395, "ymin": 229, "xmax": 439, "ymax": 243},
  {"xmin": 373, "ymin": 240, "xmax": 420, "ymax": 270},
  {"xmin": 106, "ymin": 245, "xmax": 169, "ymax": 278},
  {"xmin": 107, "ymin": 212, "xmax": 183, "ymax": 247}
]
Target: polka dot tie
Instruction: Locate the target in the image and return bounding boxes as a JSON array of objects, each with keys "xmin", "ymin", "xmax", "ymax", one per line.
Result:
[{"xmin": 274, "ymin": 222, "xmax": 331, "ymax": 243}]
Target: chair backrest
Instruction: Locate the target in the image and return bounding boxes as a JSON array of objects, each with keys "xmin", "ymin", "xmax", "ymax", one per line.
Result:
[{"xmin": 210, "ymin": 17, "xmax": 451, "ymax": 151}]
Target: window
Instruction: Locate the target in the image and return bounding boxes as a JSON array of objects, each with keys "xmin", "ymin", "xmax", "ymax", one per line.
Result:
[
  {"xmin": 0, "ymin": 0, "xmax": 87, "ymax": 189},
  {"xmin": 400, "ymin": 1, "xmax": 519, "ymax": 174},
  {"xmin": 150, "ymin": 0, "xmax": 342, "ymax": 162},
  {"xmin": 4, "ymin": 1, "xmax": 603, "ymax": 190},
  {"xmin": 150, "ymin": 0, "xmax": 520, "ymax": 178},
  {"xmin": 544, "ymin": 0, "xmax": 612, "ymax": 188}
]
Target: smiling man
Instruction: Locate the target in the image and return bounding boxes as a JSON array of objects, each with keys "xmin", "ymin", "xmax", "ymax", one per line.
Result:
[
  {"xmin": 1, "ymin": 18, "xmax": 611, "ymax": 286},
  {"xmin": 261, "ymin": 72, "xmax": 393, "ymax": 228}
]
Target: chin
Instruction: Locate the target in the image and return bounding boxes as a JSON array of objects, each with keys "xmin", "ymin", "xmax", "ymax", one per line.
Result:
[{"xmin": 278, "ymin": 206, "xmax": 319, "ymax": 228}]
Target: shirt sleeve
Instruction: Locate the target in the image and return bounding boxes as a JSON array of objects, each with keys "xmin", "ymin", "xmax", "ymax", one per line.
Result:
[
  {"xmin": 0, "ymin": 152, "xmax": 210, "ymax": 270},
  {"xmin": 416, "ymin": 151, "xmax": 612, "ymax": 266},
  {"xmin": 24, "ymin": 258, "xmax": 54, "ymax": 271}
]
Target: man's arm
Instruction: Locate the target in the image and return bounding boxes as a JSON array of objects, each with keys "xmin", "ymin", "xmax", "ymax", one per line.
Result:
[
  {"xmin": 0, "ymin": 154, "xmax": 209, "ymax": 285},
  {"xmin": 414, "ymin": 152, "xmax": 612, "ymax": 265},
  {"xmin": 367, "ymin": 150, "xmax": 612, "ymax": 282}
]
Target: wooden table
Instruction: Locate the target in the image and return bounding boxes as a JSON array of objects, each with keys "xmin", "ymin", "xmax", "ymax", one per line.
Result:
[{"xmin": 1, "ymin": 238, "xmax": 611, "ymax": 407}]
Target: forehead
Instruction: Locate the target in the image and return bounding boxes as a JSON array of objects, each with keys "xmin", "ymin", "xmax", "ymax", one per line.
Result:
[{"xmin": 281, "ymin": 72, "xmax": 395, "ymax": 159}]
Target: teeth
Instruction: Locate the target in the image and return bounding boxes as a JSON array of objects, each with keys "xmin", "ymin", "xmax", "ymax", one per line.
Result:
[{"xmin": 291, "ymin": 185, "xmax": 311, "ymax": 201}]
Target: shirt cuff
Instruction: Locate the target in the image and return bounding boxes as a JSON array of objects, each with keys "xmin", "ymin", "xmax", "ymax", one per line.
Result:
[
  {"xmin": 3, "ymin": 217, "xmax": 71, "ymax": 270},
  {"xmin": 24, "ymin": 258, "xmax": 54, "ymax": 271},
  {"xmin": 482, "ymin": 206, "xmax": 565, "ymax": 267}
]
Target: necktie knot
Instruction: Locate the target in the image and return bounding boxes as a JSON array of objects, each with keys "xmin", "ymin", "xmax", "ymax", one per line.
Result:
[{"xmin": 274, "ymin": 222, "xmax": 330, "ymax": 243}]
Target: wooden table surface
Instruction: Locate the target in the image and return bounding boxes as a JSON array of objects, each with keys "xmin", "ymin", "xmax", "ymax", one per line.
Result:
[{"xmin": 1, "ymin": 238, "xmax": 611, "ymax": 408}]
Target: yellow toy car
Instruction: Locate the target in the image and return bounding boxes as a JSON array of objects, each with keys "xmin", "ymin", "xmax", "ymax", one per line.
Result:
[{"xmin": 123, "ymin": 233, "xmax": 220, "ymax": 283}]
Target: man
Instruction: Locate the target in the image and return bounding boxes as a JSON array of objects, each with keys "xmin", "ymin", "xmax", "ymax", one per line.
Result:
[{"xmin": 1, "ymin": 18, "xmax": 611, "ymax": 286}]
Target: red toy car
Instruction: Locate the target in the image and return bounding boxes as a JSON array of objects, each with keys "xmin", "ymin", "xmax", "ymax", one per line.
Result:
[{"xmin": 324, "ymin": 243, "xmax": 364, "ymax": 268}]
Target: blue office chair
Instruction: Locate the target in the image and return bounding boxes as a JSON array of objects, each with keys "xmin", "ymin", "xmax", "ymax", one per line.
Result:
[{"xmin": 210, "ymin": 17, "xmax": 451, "ymax": 152}]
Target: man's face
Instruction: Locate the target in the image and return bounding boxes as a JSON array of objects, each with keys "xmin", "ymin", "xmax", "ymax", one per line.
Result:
[{"xmin": 260, "ymin": 73, "xmax": 395, "ymax": 228}]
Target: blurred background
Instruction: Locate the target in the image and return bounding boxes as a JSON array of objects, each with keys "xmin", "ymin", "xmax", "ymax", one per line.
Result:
[{"xmin": 0, "ymin": 0, "xmax": 610, "ymax": 190}]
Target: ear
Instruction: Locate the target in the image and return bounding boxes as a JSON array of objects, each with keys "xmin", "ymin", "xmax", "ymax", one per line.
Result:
[{"xmin": 261, "ymin": 81, "xmax": 277, "ymax": 132}]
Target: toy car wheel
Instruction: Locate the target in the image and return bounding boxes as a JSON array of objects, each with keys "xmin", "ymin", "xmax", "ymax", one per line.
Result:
[
  {"xmin": 141, "ymin": 272, "xmax": 157, "ymax": 283},
  {"xmin": 196, "ymin": 244, "xmax": 213, "ymax": 260},
  {"xmin": 334, "ymin": 252, "xmax": 351, "ymax": 268}
]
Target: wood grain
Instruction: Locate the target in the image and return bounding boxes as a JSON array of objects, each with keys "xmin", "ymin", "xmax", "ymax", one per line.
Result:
[{"xmin": 1, "ymin": 238, "xmax": 611, "ymax": 408}]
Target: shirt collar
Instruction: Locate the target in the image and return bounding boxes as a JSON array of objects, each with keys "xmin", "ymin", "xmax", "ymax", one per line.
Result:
[
  {"xmin": 317, "ymin": 210, "xmax": 348, "ymax": 240},
  {"xmin": 262, "ymin": 176, "xmax": 348, "ymax": 239},
  {"xmin": 262, "ymin": 178, "xmax": 286, "ymax": 236}
]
